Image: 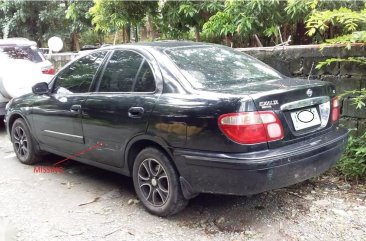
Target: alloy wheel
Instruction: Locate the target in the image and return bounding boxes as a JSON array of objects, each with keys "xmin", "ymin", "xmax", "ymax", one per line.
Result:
[
  {"xmin": 13, "ymin": 126, "xmax": 29, "ymax": 160},
  {"xmin": 137, "ymin": 158, "xmax": 170, "ymax": 207}
]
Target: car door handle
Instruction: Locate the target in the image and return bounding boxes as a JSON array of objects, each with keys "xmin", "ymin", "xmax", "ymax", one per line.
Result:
[
  {"xmin": 70, "ymin": 105, "xmax": 81, "ymax": 112},
  {"xmin": 128, "ymin": 107, "xmax": 144, "ymax": 118}
]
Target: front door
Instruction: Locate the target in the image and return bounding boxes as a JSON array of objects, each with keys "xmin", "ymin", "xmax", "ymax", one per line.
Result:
[
  {"xmin": 32, "ymin": 51, "xmax": 108, "ymax": 154},
  {"xmin": 81, "ymin": 49, "xmax": 162, "ymax": 167}
]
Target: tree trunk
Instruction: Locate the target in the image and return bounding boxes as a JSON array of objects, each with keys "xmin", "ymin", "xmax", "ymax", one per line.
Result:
[
  {"xmin": 225, "ymin": 35, "xmax": 234, "ymax": 47},
  {"xmin": 113, "ymin": 31, "xmax": 118, "ymax": 45},
  {"xmin": 194, "ymin": 26, "xmax": 200, "ymax": 42},
  {"xmin": 122, "ymin": 26, "xmax": 126, "ymax": 43},
  {"xmin": 126, "ymin": 23, "xmax": 131, "ymax": 43},
  {"xmin": 135, "ymin": 24, "xmax": 139, "ymax": 42},
  {"xmin": 71, "ymin": 31, "xmax": 80, "ymax": 52},
  {"xmin": 147, "ymin": 14, "xmax": 154, "ymax": 40},
  {"xmin": 294, "ymin": 22, "xmax": 311, "ymax": 45},
  {"xmin": 254, "ymin": 34, "xmax": 263, "ymax": 47},
  {"xmin": 225, "ymin": 35, "xmax": 229, "ymax": 47}
]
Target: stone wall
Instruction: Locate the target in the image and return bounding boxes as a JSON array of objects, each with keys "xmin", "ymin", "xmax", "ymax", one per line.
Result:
[
  {"xmin": 47, "ymin": 44, "xmax": 366, "ymax": 135},
  {"xmin": 238, "ymin": 44, "xmax": 366, "ymax": 135}
]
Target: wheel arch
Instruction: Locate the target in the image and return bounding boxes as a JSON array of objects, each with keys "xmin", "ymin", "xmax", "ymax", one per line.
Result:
[
  {"xmin": 7, "ymin": 111, "xmax": 41, "ymax": 152},
  {"xmin": 8, "ymin": 112, "xmax": 30, "ymax": 133},
  {"xmin": 124, "ymin": 135, "xmax": 176, "ymax": 176}
]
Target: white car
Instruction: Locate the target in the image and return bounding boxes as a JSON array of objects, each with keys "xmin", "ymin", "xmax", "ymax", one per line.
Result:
[
  {"xmin": 0, "ymin": 38, "xmax": 55, "ymax": 76},
  {"xmin": 0, "ymin": 38, "xmax": 54, "ymax": 116}
]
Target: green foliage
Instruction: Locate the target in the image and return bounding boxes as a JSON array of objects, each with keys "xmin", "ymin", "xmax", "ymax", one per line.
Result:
[
  {"xmin": 90, "ymin": 0, "xmax": 158, "ymax": 32},
  {"xmin": 79, "ymin": 29, "xmax": 104, "ymax": 46},
  {"xmin": 307, "ymin": 3, "xmax": 366, "ymax": 179},
  {"xmin": 316, "ymin": 56, "xmax": 366, "ymax": 69},
  {"xmin": 66, "ymin": 0, "xmax": 94, "ymax": 33},
  {"xmin": 203, "ymin": 0, "xmax": 288, "ymax": 38},
  {"xmin": 89, "ymin": 0, "xmax": 128, "ymax": 33},
  {"xmin": 1, "ymin": 0, "xmax": 366, "ymax": 48},
  {"xmin": 0, "ymin": 0, "xmax": 94, "ymax": 50},
  {"xmin": 0, "ymin": 0, "xmax": 68, "ymax": 43},
  {"xmin": 202, "ymin": 0, "xmax": 321, "ymax": 45},
  {"xmin": 337, "ymin": 132, "xmax": 366, "ymax": 180},
  {"xmin": 159, "ymin": 1, "xmax": 223, "ymax": 41},
  {"xmin": 319, "ymin": 31, "xmax": 366, "ymax": 50},
  {"xmin": 340, "ymin": 88, "xmax": 366, "ymax": 109},
  {"xmin": 203, "ymin": 11, "xmax": 236, "ymax": 37},
  {"xmin": 306, "ymin": 6, "xmax": 366, "ymax": 36},
  {"xmin": 285, "ymin": 0, "xmax": 313, "ymax": 22},
  {"xmin": 89, "ymin": 0, "xmax": 158, "ymax": 43}
]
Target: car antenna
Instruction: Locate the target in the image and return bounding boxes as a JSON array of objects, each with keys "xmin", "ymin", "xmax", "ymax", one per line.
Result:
[{"xmin": 308, "ymin": 61, "xmax": 315, "ymax": 84}]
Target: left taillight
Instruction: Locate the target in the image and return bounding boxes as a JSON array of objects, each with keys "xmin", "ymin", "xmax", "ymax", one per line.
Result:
[
  {"xmin": 42, "ymin": 66, "xmax": 55, "ymax": 75},
  {"xmin": 331, "ymin": 97, "xmax": 341, "ymax": 123},
  {"xmin": 218, "ymin": 111, "xmax": 284, "ymax": 144}
]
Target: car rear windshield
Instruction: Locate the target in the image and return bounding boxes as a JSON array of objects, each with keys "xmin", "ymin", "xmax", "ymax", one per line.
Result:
[
  {"xmin": 165, "ymin": 46, "xmax": 282, "ymax": 90},
  {"xmin": 0, "ymin": 45, "xmax": 43, "ymax": 63}
]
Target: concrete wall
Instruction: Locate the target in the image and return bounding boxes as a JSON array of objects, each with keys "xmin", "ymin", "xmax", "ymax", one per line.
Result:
[
  {"xmin": 46, "ymin": 53, "xmax": 79, "ymax": 71},
  {"xmin": 47, "ymin": 44, "xmax": 366, "ymax": 135},
  {"xmin": 238, "ymin": 44, "xmax": 366, "ymax": 135}
]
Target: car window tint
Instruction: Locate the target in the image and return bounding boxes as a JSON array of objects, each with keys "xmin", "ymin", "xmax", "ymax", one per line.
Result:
[
  {"xmin": 54, "ymin": 51, "xmax": 107, "ymax": 94},
  {"xmin": 98, "ymin": 50, "xmax": 143, "ymax": 92},
  {"xmin": 165, "ymin": 46, "xmax": 282, "ymax": 91},
  {"xmin": 0, "ymin": 46, "xmax": 43, "ymax": 63},
  {"xmin": 134, "ymin": 60, "xmax": 155, "ymax": 92}
]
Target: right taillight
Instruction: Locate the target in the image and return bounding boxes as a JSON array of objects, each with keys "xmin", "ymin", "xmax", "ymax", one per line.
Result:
[
  {"xmin": 42, "ymin": 66, "xmax": 55, "ymax": 75},
  {"xmin": 218, "ymin": 111, "xmax": 284, "ymax": 144},
  {"xmin": 331, "ymin": 97, "xmax": 340, "ymax": 123}
]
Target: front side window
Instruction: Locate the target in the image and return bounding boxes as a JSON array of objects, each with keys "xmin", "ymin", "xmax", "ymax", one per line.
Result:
[
  {"xmin": 53, "ymin": 51, "xmax": 107, "ymax": 94},
  {"xmin": 98, "ymin": 50, "xmax": 155, "ymax": 92}
]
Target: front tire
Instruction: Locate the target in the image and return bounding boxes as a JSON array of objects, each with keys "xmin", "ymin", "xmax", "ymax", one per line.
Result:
[
  {"xmin": 132, "ymin": 147, "xmax": 188, "ymax": 216},
  {"xmin": 11, "ymin": 118, "xmax": 40, "ymax": 165}
]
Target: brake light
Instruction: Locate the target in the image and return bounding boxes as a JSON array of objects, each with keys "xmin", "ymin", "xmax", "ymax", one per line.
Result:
[
  {"xmin": 42, "ymin": 66, "xmax": 55, "ymax": 75},
  {"xmin": 331, "ymin": 97, "xmax": 340, "ymax": 123},
  {"xmin": 218, "ymin": 111, "xmax": 284, "ymax": 144}
]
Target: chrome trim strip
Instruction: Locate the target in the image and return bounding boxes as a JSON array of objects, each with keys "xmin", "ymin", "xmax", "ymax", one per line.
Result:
[
  {"xmin": 280, "ymin": 96, "xmax": 330, "ymax": 111},
  {"xmin": 43, "ymin": 130, "xmax": 83, "ymax": 139}
]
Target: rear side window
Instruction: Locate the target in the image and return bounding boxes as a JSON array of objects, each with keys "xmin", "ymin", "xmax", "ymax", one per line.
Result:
[
  {"xmin": 134, "ymin": 60, "xmax": 156, "ymax": 92},
  {"xmin": 165, "ymin": 46, "xmax": 282, "ymax": 90},
  {"xmin": 53, "ymin": 51, "xmax": 107, "ymax": 94},
  {"xmin": 98, "ymin": 50, "xmax": 155, "ymax": 92},
  {"xmin": 0, "ymin": 46, "xmax": 43, "ymax": 63}
]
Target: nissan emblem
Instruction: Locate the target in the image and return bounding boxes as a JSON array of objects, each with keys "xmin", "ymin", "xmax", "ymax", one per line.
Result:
[{"xmin": 306, "ymin": 89, "xmax": 313, "ymax": 97}]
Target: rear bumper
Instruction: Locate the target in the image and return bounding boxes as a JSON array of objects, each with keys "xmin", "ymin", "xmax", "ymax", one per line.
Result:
[{"xmin": 174, "ymin": 127, "xmax": 348, "ymax": 197}]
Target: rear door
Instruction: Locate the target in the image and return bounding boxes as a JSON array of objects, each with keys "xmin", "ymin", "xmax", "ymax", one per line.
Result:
[
  {"xmin": 81, "ymin": 49, "xmax": 162, "ymax": 167},
  {"xmin": 32, "ymin": 51, "xmax": 108, "ymax": 154}
]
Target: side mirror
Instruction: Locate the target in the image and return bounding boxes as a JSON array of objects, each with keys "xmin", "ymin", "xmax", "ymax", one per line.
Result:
[{"xmin": 32, "ymin": 82, "xmax": 50, "ymax": 95}]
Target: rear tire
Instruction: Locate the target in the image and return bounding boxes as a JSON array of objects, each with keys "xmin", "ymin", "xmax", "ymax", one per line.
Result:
[
  {"xmin": 132, "ymin": 147, "xmax": 188, "ymax": 216},
  {"xmin": 11, "ymin": 118, "xmax": 40, "ymax": 165}
]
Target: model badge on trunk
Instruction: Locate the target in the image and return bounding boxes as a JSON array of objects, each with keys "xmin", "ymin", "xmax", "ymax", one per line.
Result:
[
  {"xmin": 306, "ymin": 89, "xmax": 313, "ymax": 97},
  {"xmin": 259, "ymin": 100, "xmax": 279, "ymax": 109}
]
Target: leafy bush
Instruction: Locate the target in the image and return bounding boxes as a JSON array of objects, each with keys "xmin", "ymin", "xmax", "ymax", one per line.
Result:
[
  {"xmin": 306, "ymin": 3, "xmax": 366, "ymax": 180},
  {"xmin": 337, "ymin": 132, "xmax": 366, "ymax": 180}
]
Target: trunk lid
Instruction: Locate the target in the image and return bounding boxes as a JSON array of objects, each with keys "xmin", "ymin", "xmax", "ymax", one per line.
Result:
[{"xmin": 235, "ymin": 78, "xmax": 336, "ymax": 148}]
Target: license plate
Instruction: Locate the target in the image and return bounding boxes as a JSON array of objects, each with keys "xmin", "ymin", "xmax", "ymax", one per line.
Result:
[{"xmin": 290, "ymin": 107, "xmax": 321, "ymax": 131}]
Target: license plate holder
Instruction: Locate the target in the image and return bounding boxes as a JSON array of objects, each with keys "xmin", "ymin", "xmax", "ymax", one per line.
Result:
[{"xmin": 290, "ymin": 107, "xmax": 321, "ymax": 131}]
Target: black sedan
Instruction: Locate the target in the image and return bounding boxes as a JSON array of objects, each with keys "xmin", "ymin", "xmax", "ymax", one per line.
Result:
[{"xmin": 4, "ymin": 41, "xmax": 348, "ymax": 216}]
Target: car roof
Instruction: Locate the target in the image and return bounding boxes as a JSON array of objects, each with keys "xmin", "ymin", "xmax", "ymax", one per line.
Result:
[
  {"xmin": 101, "ymin": 40, "xmax": 215, "ymax": 51},
  {"xmin": 0, "ymin": 38, "xmax": 37, "ymax": 47}
]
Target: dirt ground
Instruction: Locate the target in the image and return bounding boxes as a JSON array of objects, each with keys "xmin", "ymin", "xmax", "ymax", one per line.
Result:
[{"xmin": 0, "ymin": 122, "xmax": 365, "ymax": 241}]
